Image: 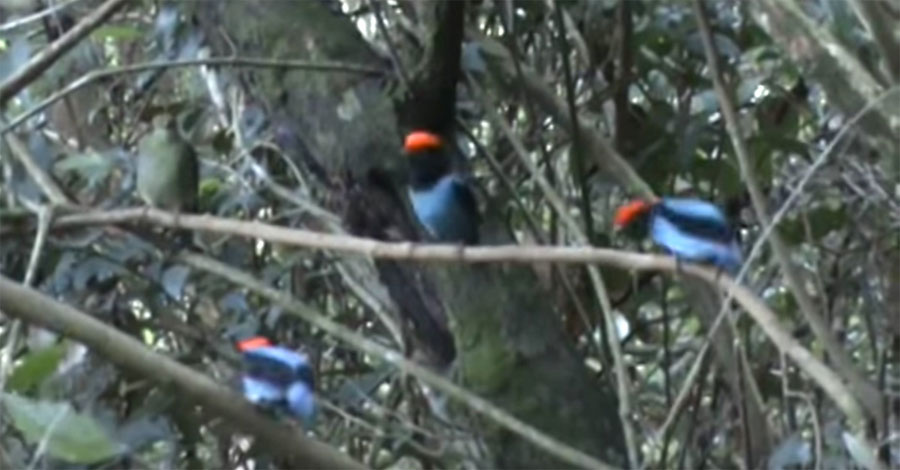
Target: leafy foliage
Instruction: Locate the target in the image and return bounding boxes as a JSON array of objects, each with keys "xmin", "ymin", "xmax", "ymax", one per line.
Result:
[
  {"xmin": 1, "ymin": 0, "xmax": 897, "ymax": 468},
  {"xmin": 2, "ymin": 393, "xmax": 125, "ymax": 464}
]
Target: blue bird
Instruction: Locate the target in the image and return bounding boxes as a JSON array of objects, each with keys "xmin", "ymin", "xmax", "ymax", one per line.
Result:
[
  {"xmin": 404, "ymin": 131, "xmax": 479, "ymax": 244},
  {"xmin": 614, "ymin": 197, "xmax": 743, "ymax": 274},
  {"xmin": 237, "ymin": 337, "xmax": 316, "ymax": 428}
]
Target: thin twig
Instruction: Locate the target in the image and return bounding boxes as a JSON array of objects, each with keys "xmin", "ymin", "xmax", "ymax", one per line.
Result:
[
  {"xmin": 369, "ymin": 0, "xmax": 412, "ymax": 91},
  {"xmin": 650, "ymin": 343, "xmax": 711, "ymax": 460},
  {"xmin": 848, "ymin": 0, "xmax": 900, "ymax": 84},
  {"xmin": 477, "ymin": 80, "xmax": 640, "ymax": 466},
  {"xmin": 792, "ymin": 390, "xmax": 823, "ymax": 470},
  {"xmin": 692, "ymin": 0, "xmax": 883, "ymax": 420},
  {"xmin": 542, "ymin": 4, "xmax": 639, "ymax": 463},
  {"xmin": 178, "ymin": 253, "xmax": 619, "ymax": 470},
  {"xmin": 0, "ymin": 0, "xmax": 88, "ymax": 33},
  {"xmin": 25, "ymin": 402, "xmax": 69, "ymax": 470},
  {"xmin": 1, "ymin": 57, "xmax": 384, "ymax": 135},
  {"xmin": 0, "ymin": 0, "xmax": 129, "ymax": 105},
  {"xmin": 477, "ymin": 34, "xmax": 655, "ymax": 198},
  {"xmin": 1, "ymin": 128, "xmax": 73, "ymax": 207}
]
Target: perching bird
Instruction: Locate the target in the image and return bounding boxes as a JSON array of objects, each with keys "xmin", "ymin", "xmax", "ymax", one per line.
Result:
[
  {"xmin": 614, "ymin": 197, "xmax": 743, "ymax": 274},
  {"xmin": 237, "ymin": 336, "xmax": 316, "ymax": 427},
  {"xmin": 137, "ymin": 113, "xmax": 198, "ymax": 213},
  {"xmin": 403, "ymin": 130, "xmax": 479, "ymax": 244}
]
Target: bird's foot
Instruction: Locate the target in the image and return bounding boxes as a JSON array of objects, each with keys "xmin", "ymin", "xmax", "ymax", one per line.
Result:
[
  {"xmin": 455, "ymin": 242, "xmax": 467, "ymax": 259},
  {"xmin": 171, "ymin": 210, "xmax": 194, "ymax": 250},
  {"xmin": 172, "ymin": 209, "xmax": 182, "ymax": 230},
  {"xmin": 674, "ymin": 256, "xmax": 685, "ymax": 276},
  {"xmin": 713, "ymin": 264, "xmax": 729, "ymax": 284}
]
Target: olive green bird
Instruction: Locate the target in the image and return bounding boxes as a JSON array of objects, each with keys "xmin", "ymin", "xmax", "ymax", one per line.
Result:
[{"xmin": 136, "ymin": 113, "xmax": 198, "ymax": 213}]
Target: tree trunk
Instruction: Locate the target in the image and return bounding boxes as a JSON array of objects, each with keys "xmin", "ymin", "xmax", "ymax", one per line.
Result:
[{"xmin": 191, "ymin": 1, "xmax": 626, "ymax": 467}]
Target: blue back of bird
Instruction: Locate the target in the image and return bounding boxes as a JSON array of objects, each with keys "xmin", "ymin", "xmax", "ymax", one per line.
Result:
[
  {"xmin": 650, "ymin": 198, "xmax": 742, "ymax": 274},
  {"xmin": 241, "ymin": 346, "xmax": 316, "ymax": 426}
]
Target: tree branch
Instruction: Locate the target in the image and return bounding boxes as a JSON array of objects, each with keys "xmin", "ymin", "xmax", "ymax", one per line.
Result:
[
  {"xmin": 692, "ymin": 0, "xmax": 883, "ymax": 423},
  {"xmin": 8, "ymin": 205, "xmax": 873, "ymax": 433},
  {"xmin": 849, "ymin": 0, "xmax": 900, "ymax": 84},
  {"xmin": 477, "ymin": 34, "xmax": 655, "ymax": 199},
  {"xmin": 749, "ymin": 0, "xmax": 897, "ymax": 154},
  {"xmin": 475, "ymin": 74, "xmax": 639, "ymax": 468},
  {"xmin": 2, "ymin": 57, "xmax": 385, "ymax": 135},
  {"xmin": 0, "ymin": 0, "xmax": 129, "ymax": 105},
  {"xmin": 0, "ymin": 0, "xmax": 87, "ymax": 33},
  {"xmin": 1, "ymin": 130, "xmax": 74, "ymax": 207},
  {"xmin": 0, "ymin": 275, "xmax": 365, "ymax": 470},
  {"xmin": 39, "ymin": 207, "xmax": 693, "ymax": 265},
  {"xmin": 179, "ymin": 252, "xmax": 618, "ymax": 470}
]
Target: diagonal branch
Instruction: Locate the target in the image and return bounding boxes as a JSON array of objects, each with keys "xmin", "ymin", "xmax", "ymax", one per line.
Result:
[
  {"xmin": 9, "ymin": 205, "xmax": 873, "ymax": 434},
  {"xmin": 2, "ymin": 130, "xmax": 73, "ymax": 207},
  {"xmin": 476, "ymin": 34, "xmax": 655, "ymax": 199},
  {"xmin": 749, "ymin": 0, "xmax": 897, "ymax": 154},
  {"xmin": 692, "ymin": 0, "xmax": 882, "ymax": 420},
  {"xmin": 475, "ymin": 74, "xmax": 640, "ymax": 467},
  {"xmin": 179, "ymin": 253, "xmax": 618, "ymax": 470},
  {"xmin": 2, "ymin": 57, "xmax": 384, "ymax": 135},
  {"xmin": 849, "ymin": 0, "xmax": 900, "ymax": 84},
  {"xmin": 0, "ymin": 0, "xmax": 129, "ymax": 105},
  {"xmin": 0, "ymin": 275, "xmax": 365, "ymax": 469},
  {"xmin": 0, "ymin": 0, "xmax": 88, "ymax": 33}
]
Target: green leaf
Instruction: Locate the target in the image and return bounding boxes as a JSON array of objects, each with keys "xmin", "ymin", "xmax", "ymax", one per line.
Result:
[
  {"xmin": 806, "ymin": 206, "xmax": 846, "ymax": 240},
  {"xmin": 693, "ymin": 158, "xmax": 742, "ymax": 198},
  {"xmin": 777, "ymin": 206, "xmax": 845, "ymax": 244},
  {"xmin": 777, "ymin": 219, "xmax": 805, "ymax": 245},
  {"xmin": 55, "ymin": 151, "xmax": 113, "ymax": 187},
  {"xmin": 6, "ymin": 344, "xmax": 67, "ymax": 393},
  {"xmin": 1, "ymin": 393, "xmax": 124, "ymax": 464}
]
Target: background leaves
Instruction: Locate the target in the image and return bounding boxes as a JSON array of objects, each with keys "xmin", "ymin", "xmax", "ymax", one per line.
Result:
[{"xmin": 1, "ymin": 0, "xmax": 897, "ymax": 468}]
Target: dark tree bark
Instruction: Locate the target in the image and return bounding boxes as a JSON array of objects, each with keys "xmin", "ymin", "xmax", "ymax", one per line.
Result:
[{"xmin": 192, "ymin": 1, "xmax": 626, "ymax": 466}]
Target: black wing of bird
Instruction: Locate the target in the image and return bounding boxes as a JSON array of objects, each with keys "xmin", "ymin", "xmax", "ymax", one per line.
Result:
[{"xmin": 451, "ymin": 178, "xmax": 480, "ymax": 244}]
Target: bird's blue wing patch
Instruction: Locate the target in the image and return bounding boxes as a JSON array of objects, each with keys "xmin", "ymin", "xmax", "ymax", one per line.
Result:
[
  {"xmin": 651, "ymin": 215, "xmax": 742, "ymax": 273},
  {"xmin": 242, "ymin": 376, "xmax": 285, "ymax": 405},
  {"xmin": 656, "ymin": 198, "xmax": 734, "ymax": 242},
  {"xmin": 285, "ymin": 382, "xmax": 317, "ymax": 425},
  {"xmin": 243, "ymin": 346, "xmax": 312, "ymax": 387}
]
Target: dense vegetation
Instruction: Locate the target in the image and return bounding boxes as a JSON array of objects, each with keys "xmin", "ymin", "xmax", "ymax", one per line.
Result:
[{"xmin": 0, "ymin": 0, "xmax": 897, "ymax": 468}]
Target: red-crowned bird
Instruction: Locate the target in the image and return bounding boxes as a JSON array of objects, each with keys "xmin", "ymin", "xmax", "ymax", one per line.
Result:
[
  {"xmin": 403, "ymin": 131, "xmax": 479, "ymax": 244},
  {"xmin": 614, "ymin": 197, "xmax": 743, "ymax": 275},
  {"xmin": 237, "ymin": 337, "xmax": 316, "ymax": 428}
]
